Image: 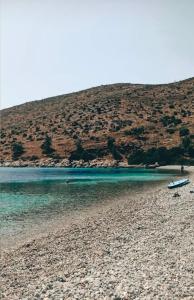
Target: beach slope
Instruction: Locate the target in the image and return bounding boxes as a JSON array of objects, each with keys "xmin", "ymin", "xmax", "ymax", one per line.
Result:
[{"xmin": 0, "ymin": 167, "xmax": 194, "ymax": 299}]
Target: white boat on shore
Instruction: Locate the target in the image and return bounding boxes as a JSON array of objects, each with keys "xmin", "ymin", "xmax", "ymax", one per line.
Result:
[{"xmin": 168, "ymin": 178, "xmax": 190, "ymax": 189}]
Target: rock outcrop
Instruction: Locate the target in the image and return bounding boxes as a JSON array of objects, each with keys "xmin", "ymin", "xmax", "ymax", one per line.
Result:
[{"xmin": 0, "ymin": 158, "xmax": 123, "ymax": 168}]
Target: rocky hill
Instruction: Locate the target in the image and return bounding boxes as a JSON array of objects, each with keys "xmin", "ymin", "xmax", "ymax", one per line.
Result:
[{"xmin": 0, "ymin": 78, "xmax": 194, "ymax": 166}]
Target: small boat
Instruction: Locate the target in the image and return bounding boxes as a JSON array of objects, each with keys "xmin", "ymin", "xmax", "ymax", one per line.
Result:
[
  {"xmin": 168, "ymin": 178, "xmax": 190, "ymax": 189},
  {"xmin": 145, "ymin": 162, "xmax": 159, "ymax": 169}
]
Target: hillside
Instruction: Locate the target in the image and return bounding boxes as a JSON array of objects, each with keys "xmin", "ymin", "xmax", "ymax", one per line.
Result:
[{"xmin": 0, "ymin": 78, "xmax": 194, "ymax": 166}]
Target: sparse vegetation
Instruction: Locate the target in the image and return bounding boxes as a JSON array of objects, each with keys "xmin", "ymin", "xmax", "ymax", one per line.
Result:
[
  {"xmin": 127, "ymin": 126, "xmax": 144, "ymax": 136},
  {"xmin": 107, "ymin": 137, "xmax": 122, "ymax": 160},
  {"xmin": 128, "ymin": 146, "xmax": 184, "ymax": 165},
  {"xmin": 188, "ymin": 146, "xmax": 194, "ymax": 157},
  {"xmin": 166, "ymin": 128, "xmax": 176, "ymax": 134},
  {"xmin": 160, "ymin": 115, "xmax": 182, "ymax": 127},
  {"xmin": 11, "ymin": 142, "xmax": 25, "ymax": 160},
  {"xmin": 0, "ymin": 78, "xmax": 194, "ymax": 163},
  {"xmin": 179, "ymin": 127, "xmax": 190, "ymax": 137},
  {"xmin": 41, "ymin": 135, "xmax": 54, "ymax": 156},
  {"xmin": 182, "ymin": 136, "xmax": 191, "ymax": 150},
  {"xmin": 69, "ymin": 140, "xmax": 99, "ymax": 161},
  {"xmin": 30, "ymin": 155, "xmax": 39, "ymax": 161}
]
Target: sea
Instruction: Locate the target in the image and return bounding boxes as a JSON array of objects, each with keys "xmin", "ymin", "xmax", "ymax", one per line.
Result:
[{"xmin": 0, "ymin": 167, "xmax": 178, "ymax": 247}]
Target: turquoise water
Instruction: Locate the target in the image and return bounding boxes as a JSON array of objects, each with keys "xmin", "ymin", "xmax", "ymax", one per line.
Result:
[{"xmin": 0, "ymin": 167, "xmax": 178, "ymax": 241}]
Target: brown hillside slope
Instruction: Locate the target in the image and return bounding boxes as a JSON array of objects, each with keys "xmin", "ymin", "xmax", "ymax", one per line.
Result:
[{"xmin": 0, "ymin": 78, "xmax": 194, "ymax": 163}]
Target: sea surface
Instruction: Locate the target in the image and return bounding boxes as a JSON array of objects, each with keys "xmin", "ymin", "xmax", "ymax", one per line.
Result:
[{"xmin": 0, "ymin": 167, "xmax": 178, "ymax": 246}]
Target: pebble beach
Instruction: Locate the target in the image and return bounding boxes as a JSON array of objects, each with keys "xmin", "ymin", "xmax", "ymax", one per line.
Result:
[{"xmin": 0, "ymin": 166, "xmax": 194, "ymax": 300}]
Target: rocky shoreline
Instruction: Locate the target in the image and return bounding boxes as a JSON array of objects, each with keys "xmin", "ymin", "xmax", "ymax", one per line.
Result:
[
  {"xmin": 0, "ymin": 158, "xmax": 138, "ymax": 168},
  {"xmin": 0, "ymin": 166, "xmax": 194, "ymax": 299}
]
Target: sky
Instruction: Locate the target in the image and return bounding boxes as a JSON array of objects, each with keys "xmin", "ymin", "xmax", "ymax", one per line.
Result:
[{"xmin": 1, "ymin": 0, "xmax": 194, "ymax": 109}]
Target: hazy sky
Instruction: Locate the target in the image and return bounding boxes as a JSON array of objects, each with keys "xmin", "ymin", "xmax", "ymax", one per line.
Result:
[{"xmin": 1, "ymin": 0, "xmax": 194, "ymax": 109}]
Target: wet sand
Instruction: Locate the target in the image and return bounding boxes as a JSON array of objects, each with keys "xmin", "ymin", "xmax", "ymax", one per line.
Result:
[{"xmin": 0, "ymin": 166, "xmax": 194, "ymax": 299}]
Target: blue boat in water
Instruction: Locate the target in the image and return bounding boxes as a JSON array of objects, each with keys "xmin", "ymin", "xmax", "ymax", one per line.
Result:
[{"xmin": 168, "ymin": 178, "xmax": 190, "ymax": 189}]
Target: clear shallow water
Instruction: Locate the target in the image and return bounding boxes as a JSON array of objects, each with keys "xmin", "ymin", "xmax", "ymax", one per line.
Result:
[{"xmin": 0, "ymin": 167, "xmax": 178, "ymax": 240}]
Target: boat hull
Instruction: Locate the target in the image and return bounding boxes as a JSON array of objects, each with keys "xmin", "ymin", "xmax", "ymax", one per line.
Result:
[{"xmin": 168, "ymin": 179, "xmax": 190, "ymax": 189}]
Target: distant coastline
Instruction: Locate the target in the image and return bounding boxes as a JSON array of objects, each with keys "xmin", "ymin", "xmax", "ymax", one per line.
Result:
[
  {"xmin": 0, "ymin": 158, "xmax": 139, "ymax": 168},
  {"xmin": 0, "ymin": 158, "xmax": 163, "ymax": 169}
]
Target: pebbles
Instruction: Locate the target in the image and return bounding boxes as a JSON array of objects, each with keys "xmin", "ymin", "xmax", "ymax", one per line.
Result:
[{"xmin": 0, "ymin": 167, "xmax": 194, "ymax": 299}]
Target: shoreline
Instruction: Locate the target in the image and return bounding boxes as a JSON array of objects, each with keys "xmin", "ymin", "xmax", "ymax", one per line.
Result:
[
  {"xmin": 1, "ymin": 157, "xmax": 192, "ymax": 170},
  {"xmin": 0, "ymin": 166, "xmax": 182, "ymax": 251},
  {"xmin": 0, "ymin": 179, "xmax": 168, "ymax": 252},
  {"xmin": 1, "ymin": 166, "xmax": 194, "ymax": 299},
  {"xmin": 0, "ymin": 158, "xmax": 159, "ymax": 168}
]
